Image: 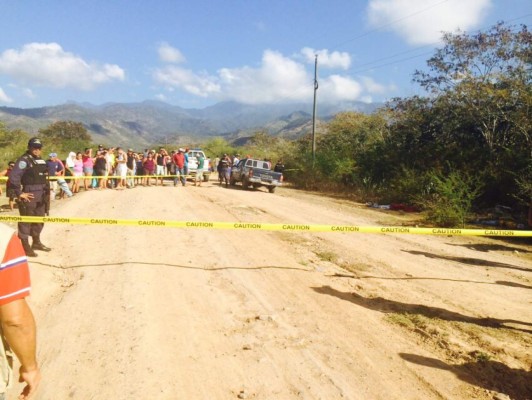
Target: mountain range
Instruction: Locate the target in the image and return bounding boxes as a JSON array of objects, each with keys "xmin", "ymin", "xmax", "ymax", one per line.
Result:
[{"xmin": 0, "ymin": 100, "xmax": 382, "ymax": 147}]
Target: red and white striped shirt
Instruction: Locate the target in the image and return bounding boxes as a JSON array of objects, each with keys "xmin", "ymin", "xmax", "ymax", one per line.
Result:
[{"xmin": 0, "ymin": 224, "xmax": 31, "ymax": 305}]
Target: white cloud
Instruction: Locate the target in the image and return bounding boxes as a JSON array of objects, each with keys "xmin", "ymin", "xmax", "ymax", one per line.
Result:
[
  {"xmin": 218, "ymin": 50, "xmax": 311, "ymax": 103},
  {"xmin": 300, "ymin": 47, "xmax": 351, "ymax": 70},
  {"xmin": 319, "ymin": 75, "xmax": 363, "ymax": 103},
  {"xmin": 0, "ymin": 43, "xmax": 125, "ymax": 90},
  {"xmin": 158, "ymin": 43, "xmax": 186, "ymax": 63},
  {"xmin": 360, "ymin": 76, "xmax": 396, "ymax": 94},
  {"xmin": 22, "ymin": 88, "xmax": 36, "ymax": 99},
  {"xmin": 153, "ymin": 49, "xmax": 391, "ymax": 104},
  {"xmin": 367, "ymin": 0, "xmax": 492, "ymax": 45},
  {"xmin": 153, "ymin": 66, "xmax": 220, "ymax": 97},
  {"xmin": 0, "ymin": 87, "xmax": 13, "ymax": 103}
]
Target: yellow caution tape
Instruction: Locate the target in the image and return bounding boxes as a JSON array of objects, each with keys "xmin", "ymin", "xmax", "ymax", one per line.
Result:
[
  {"xmin": 0, "ymin": 174, "xmax": 200, "ymax": 181},
  {"xmin": 0, "ymin": 215, "xmax": 530, "ymax": 236}
]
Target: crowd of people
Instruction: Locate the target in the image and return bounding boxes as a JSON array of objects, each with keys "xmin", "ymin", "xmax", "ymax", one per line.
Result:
[
  {"xmin": 1, "ymin": 146, "xmax": 208, "ymax": 203},
  {"xmin": 1, "ymin": 144, "xmax": 286, "ymax": 203},
  {"xmin": 58, "ymin": 145, "xmax": 200, "ymax": 192}
]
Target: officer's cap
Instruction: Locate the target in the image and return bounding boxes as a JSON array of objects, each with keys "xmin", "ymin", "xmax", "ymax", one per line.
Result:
[{"xmin": 28, "ymin": 137, "xmax": 43, "ymax": 148}]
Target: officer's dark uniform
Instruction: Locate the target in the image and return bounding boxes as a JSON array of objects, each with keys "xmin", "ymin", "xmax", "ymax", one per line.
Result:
[{"xmin": 10, "ymin": 137, "xmax": 52, "ymax": 257}]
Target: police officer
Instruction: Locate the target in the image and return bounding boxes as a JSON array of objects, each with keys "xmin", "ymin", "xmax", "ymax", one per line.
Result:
[{"xmin": 9, "ymin": 137, "xmax": 51, "ymax": 257}]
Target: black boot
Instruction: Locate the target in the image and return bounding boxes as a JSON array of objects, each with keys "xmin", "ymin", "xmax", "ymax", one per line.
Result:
[
  {"xmin": 21, "ymin": 239, "xmax": 38, "ymax": 257},
  {"xmin": 32, "ymin": 238, "xmax": 52, "ymax": 252}
]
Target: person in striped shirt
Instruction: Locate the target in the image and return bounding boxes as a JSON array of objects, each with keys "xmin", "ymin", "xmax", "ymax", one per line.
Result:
[{"xmin": 0, "ymin": 223, "xmax": 41, "ymax": 400}]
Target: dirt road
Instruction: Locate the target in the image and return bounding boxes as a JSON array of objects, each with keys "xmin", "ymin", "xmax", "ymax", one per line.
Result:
[{"xmin": 4, "ymin": 179, "xmax": 531, "ymax": 400}]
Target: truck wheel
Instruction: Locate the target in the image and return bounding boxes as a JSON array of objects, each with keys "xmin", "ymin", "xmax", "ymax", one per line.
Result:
[{"xmin": 268, "ymin": 186, "xmax": 276, "ymax": 193}]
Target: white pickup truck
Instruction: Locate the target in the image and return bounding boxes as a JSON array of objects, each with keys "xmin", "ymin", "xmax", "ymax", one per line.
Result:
[{"xmin": 187, "ymin": 149, "xmax": 211, "ymax": 182}]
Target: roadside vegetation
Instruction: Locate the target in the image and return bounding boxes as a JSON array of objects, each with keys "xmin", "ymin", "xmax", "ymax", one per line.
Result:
[{"xmin": 1, "ymin": 23, "xmax": 530, "ymax": 227}]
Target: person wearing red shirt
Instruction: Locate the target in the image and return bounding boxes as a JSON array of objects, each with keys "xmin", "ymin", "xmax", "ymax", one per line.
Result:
[
  {"xmin": 172, "ymin": 148, "xmax": 186, "ymax": 187},
  {"xmin": 0, "ymin": 223, "xmax": 41, "ymax": 400}
]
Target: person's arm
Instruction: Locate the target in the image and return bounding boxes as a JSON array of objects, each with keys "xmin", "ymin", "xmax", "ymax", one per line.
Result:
[
  {"xmin": 57, "ymin": 161, "xmax": 65, "ymax": 176},
  {"xmin": 0, "ymin": 299, "xmax": 41, "ymax": 399}
]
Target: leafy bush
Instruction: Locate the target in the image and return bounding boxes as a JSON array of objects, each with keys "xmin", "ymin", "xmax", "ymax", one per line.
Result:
[
  {"xmin": 380, "ymin": 167, "xmax": 432, "ymax": 204},
  {"xmin": 419, "ymin": 170, "xmax": 482, "ymax": 227}
]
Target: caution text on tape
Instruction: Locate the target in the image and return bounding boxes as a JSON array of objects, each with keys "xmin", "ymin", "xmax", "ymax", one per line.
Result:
[{"xmin": 0, "ymin": 215, "xmax": 530, "ymax": 237}]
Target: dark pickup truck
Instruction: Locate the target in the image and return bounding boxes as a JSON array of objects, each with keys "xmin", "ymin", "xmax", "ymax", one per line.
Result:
[{"xmin": 230, "ymin": 158, "xmax": 283, "ymax": 193}]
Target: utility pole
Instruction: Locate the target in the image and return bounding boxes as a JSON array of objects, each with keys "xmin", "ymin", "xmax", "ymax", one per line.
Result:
[{"xmin": 312, "ymin": 54, "xmax": 318, "ymax": 166}]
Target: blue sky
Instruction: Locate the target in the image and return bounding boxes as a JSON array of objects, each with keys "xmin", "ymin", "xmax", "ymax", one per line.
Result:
[{"xmin": 0, "ymin": 0, "xmax": 530, "ymax": 109}]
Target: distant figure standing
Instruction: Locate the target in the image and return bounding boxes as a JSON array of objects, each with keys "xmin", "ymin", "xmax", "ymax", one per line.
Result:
[
  {"xmin": 126, "ymin": 149, "xmax": 136, "ymax": 188},
  {"xmin": 47, "ymin": 153, "xmax": 72, "ymax": 199},
  {"xmin": 115, "ymin": 148, "xmax": 128, "ymax": 190},
  {"xmin": 183, "ymin": 148, "xmax": 190, "ymax": 179},
  {"xmin": 93, "ymin": 151, "xmax": 108, "ymax": 190},
  {"xmin": 195, "ymin": 153, "xmax": 205, "ymax": 187},
  {"xmin": 142, "ymin": 153, "xmax": 156, "ymax": 186},
  {"xmin": 81, "ymin": 148, "xmax": 94, "ymax": 190},
  {"xmin": 218, "ymin": 154, "xmax": 231, "ymax": 187},
  {"xmin": 155, "ymin": 149, "xmax": 167, "ymax": 186},
  {"xmin": 274, "ymin": 159, "xmax": 285, "ymax": 173},
  {"xmin": 9, "ymin": 138, "xmax": 52, "ymax": 257},
  {"xmin": 172, "ymin": 148, "xmax": 186, "ymax": 187}
]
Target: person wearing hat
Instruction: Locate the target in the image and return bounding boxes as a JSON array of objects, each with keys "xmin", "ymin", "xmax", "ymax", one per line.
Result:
[
  {"xmin": 9, "ymin": 137, "xmax": 52, "ymax": 257},
  {"xmin": 46, "ymin": 153, "xmax": 72, "ymax": 199}
]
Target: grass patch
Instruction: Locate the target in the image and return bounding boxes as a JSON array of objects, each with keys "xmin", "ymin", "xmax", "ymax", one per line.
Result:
[
  {"xmin": 340, "ymin": 262, "xmax": 372, "ymax": 273},
  {"xmin": 469, "ymin": 350, "xmax": 492, "ymax": 362},
  {"xmin": 385, "ymin": 312, "xmax": 429, "ymax": 330},
  {"xmin": 315, "ymin": 250, "xmax": 338, "ymax": 263}
]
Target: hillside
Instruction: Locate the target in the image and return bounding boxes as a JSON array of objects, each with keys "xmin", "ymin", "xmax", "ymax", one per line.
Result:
[{"xmin": 0, "ymin": 100, "xmax": 381, "ymax": 147}]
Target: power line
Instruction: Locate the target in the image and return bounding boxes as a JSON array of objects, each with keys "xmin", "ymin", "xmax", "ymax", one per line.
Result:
[
  {"xmin": 349, "ymin": 51, "xmax": 434, "ymax": 75},
  {"xmin": 345, "ymin": 14, "xmax": 532, "ymax": 76},
  {"xmin": 332, "ymin": 0, "xmax": 449, "ymax": 49},
  {"xmin": 348, "ymin": 43, "xmax": 438, "ymax": 70}
]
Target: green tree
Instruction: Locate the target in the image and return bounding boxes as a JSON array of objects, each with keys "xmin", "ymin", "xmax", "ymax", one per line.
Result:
[
  {"xmin": 201, "ymin": 137, "xmax": 235, "ymax": 159},
  {"xmin": 413, "ymin": 23, "xmax": 531, "ymax": 154},
  {"xmin": 0, "ymin": 122, "xmax": 29, "ymax": 168},
  {"xmin": 38, "ymin": 120, "xmax": 93, "ymax": 155},
  {"xmin": 390, "ymin": 22, "xmax": 532, "ymax": 207},
  {"xmin": 316, "ymin": 112, "xmax": 388, "ymax": 187}
]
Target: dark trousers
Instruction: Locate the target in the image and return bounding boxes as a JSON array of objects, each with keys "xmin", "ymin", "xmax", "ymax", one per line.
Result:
[{"xmin": 18, "ymin": 196, "xmax": 45, "ymax": 241}]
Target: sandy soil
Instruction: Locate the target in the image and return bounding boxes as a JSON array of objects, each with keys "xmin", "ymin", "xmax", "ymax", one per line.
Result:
[{"xmin": 2, "ymin": 178, "xmax": 531, "ymax": 400}]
